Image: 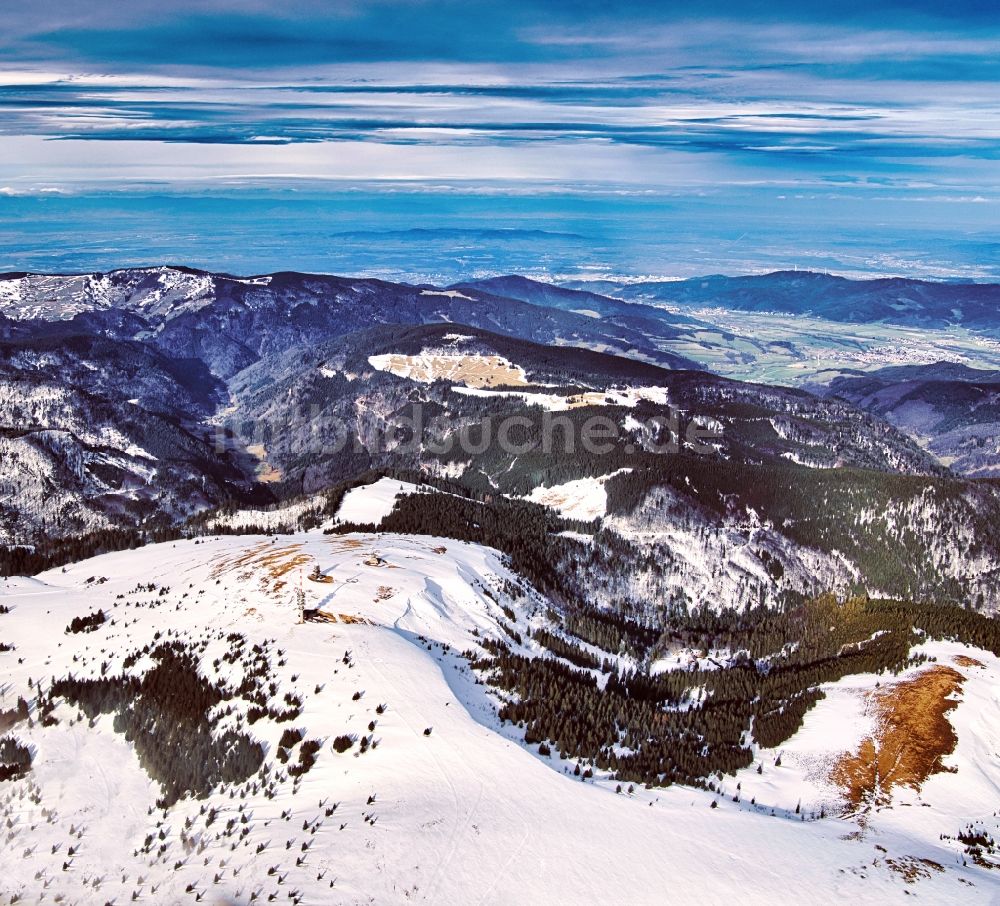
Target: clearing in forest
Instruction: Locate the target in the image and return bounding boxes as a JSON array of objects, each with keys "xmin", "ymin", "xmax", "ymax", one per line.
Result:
[{"xmin": 368, "ymin": 352, "xmax": 529, "ymax": 388}]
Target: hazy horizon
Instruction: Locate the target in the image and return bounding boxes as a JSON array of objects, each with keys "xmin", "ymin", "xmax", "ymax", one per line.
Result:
[{"xmin": 1, "ymin": 1, "xmax": 998, "ymax": 281}]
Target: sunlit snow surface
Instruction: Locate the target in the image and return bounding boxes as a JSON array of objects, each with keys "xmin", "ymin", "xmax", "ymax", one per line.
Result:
[
  {"xmin": 0, "ymin": 531, "xmax": 998, "ymax": 903},
  {"xmin": 335, "ymin": 477, "xmax": 422, "ymax": 526}
]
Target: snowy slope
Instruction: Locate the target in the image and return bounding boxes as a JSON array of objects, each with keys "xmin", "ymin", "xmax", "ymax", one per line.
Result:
[
  {"xmin": 206, "ymin": 496, "xmax": 328, "ymax": 533},
  {"xmin": 525, "ymin": 470, "xmax": 631, "ymax": 521},
  {"xmin": 0, "ymin": 268, "xmax": 218, "ymax": 321},
  {"xmin": 334, "ymin": 478, "xmax": 422, "ymax": 527},
  {"xmin": 729, "ymin": 640, "xmax": 1000, "ymax": 822},
  {"xmin": 450, "ymin": 383, "xmax": 670, "ymax": 411},
  {"xmin": 1, "ymin": 535, "xmax": 998, "ymax": 904}
]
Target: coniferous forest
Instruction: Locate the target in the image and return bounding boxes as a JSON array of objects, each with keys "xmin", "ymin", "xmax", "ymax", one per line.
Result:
[
  {"xmin": 38, "ymin": 641, "xmax": 266, "ymax": 807},
  {"xmin": 469, "ymin": 595, "xmax": 1000, "ymax": 788}
]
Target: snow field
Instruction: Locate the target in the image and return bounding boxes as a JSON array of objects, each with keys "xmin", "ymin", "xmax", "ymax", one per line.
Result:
[{"xmin": 0, "ymin": 533, "xmax": 997, "ymax": 903}]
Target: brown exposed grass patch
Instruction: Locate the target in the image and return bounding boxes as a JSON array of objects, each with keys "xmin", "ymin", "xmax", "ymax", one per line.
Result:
[
  {"xmin": 257, "ymin": 547, "xmax": 311, "ymax": 581},
  {"xmin": 831, "ymin": 665, "xmax": 964, "ymax": 813},
  {"xmin": 953, "ymin": 654, "xmax": 985, "ymax": 668},
  {"xmin": 327, "ymin": 538, "xmax": 364, "ymax": 550},
  {"xmin": 885, "ymin": 856, "xmax": 944, "ymax": 884},
  {"xmin": 370, "ymin": 352, "xmax": 529, "ymax": 388},
  {"xmin": 304, "ymin": 610, "xmax": 370, "ymax": 625},
  {"xmin": 210, "ymin": 543, "xmax": 311, "ymax": 595},
  {"xmin": 209, "ymin": 540, "xmax": 272, "ymax": 579}
]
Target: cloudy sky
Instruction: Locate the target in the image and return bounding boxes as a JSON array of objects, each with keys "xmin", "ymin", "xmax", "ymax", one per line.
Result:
[{"xmin": 1, "ymin": 1, "xmax": 998, "ymax": 280}]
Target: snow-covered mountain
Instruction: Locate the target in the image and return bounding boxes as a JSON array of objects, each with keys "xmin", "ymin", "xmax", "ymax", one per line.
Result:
[
  {"xmin": 0, "ymin": 267, "xmax": 698, "ymax": 375},
  {"xmin": 0, "ymin": 327, "xmax": 246, "ymax": 547},
  {"xmin": 0, "ymin": 267, "xmax": 265, "ymax": 322},
  {"xmin": 826, "ymin": 363, "xmax": 1000, "ymax": 477},
  {"xmin": 2, "ymin": 512, "xmax": 999, "ymax": 904},
  {"xmin": 2, "ymin": 271, "xmax": 1000, "ymax": 612},
  {"xmin": 4, "ymin": 261, "xmax": 1000, "ymax": 904}
]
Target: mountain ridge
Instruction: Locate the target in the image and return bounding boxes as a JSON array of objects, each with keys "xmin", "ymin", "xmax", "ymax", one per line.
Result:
[
  {"xmin": 560, "ymin": 270, "xmax": 1000, "ymax": 332},
  {"xmin": 2, "ymin": 266, "xmax": 1000, "ymax": 614}
]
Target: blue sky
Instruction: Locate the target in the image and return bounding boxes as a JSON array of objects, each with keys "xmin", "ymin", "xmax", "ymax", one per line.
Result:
[{"xmin": 0, "ymin": 1, "xmax": 998, "ymax": 279}]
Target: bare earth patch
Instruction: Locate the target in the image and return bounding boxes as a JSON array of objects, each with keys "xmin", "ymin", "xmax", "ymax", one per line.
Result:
[
  {"xmin": 327, "ymin": 538, "xmax": 365, "ymax": 550},
  {"xmin": 368, "ymin": 352, "xmax": 529, "ymax": 388},
  {"xmin": 885, "ymin": 856, "xmax": 945, "ymax": 884},
  {"xmin": 211, "ymin": 542, "xmax": 312, "ymax": 595},
  {"xmin": 831, "ymin": 665, "xmax": 964, "ymax": 814},
  {"xmin": 953, "ymin": 654, "xmax": 985, "ymax": 669},
  {"xmin": 210, "ymin": 540, "xmax": 272, "ymax": 579}
]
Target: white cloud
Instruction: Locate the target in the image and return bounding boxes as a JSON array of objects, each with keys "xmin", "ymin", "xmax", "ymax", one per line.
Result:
[
  {"xmin": 0, "ymin": 134, "xmax": 735, "ymax": 189},
  {"xmin": 0, "ymin": 184, "xmax": 66, "ymax": 196}
]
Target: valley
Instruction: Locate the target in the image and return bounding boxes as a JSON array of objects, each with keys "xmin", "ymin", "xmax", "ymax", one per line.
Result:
[
  {"xmin": 649, "ymin": 305, "xmax": 1000, "ymax": 388},
  {"xmin": 4, "ymin": 2, "xmax": 996, "ymax": 901},
  {"xmin": 2, "ymin": 266, "xmax": 1000, "ymax": 903}
]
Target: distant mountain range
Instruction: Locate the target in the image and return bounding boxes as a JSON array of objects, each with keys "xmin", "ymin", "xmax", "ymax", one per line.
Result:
[
  {"xmin": 561, "ymin": 270, "xmax": 1000, "ymax": 332},
  {"xmin": 6, "ymin": 263, "xmax": 1000, "ymax": 905},
  {"xmin": 0, "ymin": 266, "xmax": 698, "ymax": 372},
  {"xmin": 2, "ymin": 266, "xmax": 1000, "ymax": 613},
  {"xmin": 826, "ymin": 362, "xmax": 1000, "ymax": 477}
]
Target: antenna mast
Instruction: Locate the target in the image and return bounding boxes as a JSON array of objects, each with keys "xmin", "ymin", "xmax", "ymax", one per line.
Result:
[{"xmin": 295, "ymin": 567, "xmax": 305, "ymax": 624}]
